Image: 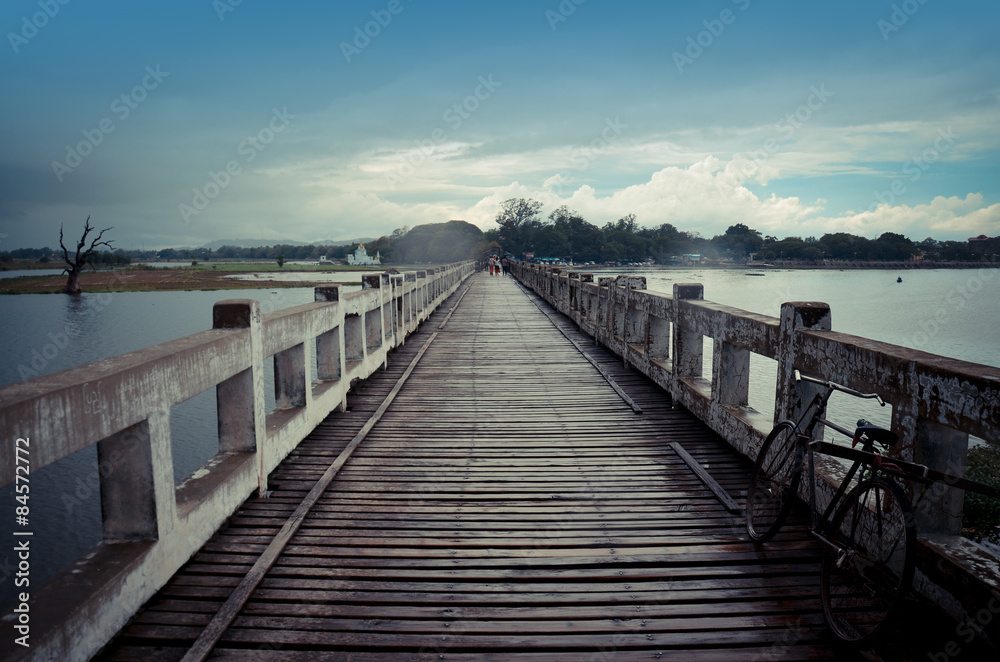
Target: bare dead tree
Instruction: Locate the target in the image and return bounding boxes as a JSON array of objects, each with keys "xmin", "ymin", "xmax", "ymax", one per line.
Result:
[{"xmin": 60, "ymin": 216, "xmax": 114, "ymax": 294}]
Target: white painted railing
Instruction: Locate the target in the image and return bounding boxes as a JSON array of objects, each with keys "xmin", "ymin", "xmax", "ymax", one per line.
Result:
[{"xmin": 0, "ymin": 261, "xmax": 474, "ymax": 662}]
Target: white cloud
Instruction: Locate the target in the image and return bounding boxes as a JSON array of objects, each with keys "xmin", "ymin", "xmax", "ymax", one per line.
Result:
[
  {"xmin": 812, "ymin": 194, "xmax": 1000, "ymax": 239},
  {"xmin": 450, "ymin": 159, "xmax": 1000, "ymax": 241}
]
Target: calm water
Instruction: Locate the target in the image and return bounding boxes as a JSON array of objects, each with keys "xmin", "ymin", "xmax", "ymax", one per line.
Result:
[
  {"xmin": 0, "ymin": 268, "xmax": 997, "ymax": 607},
  {"xmin": 619, "ymin": 267, "xmax": 1000, "ymax": 432}
]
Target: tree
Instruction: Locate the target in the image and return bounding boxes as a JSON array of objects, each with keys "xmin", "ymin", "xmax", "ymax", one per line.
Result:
[
  {"xmin": 60, "ymin": 216, "xmax": 114, "ymax": 295},
  {"xmin": 711, "ymin": 223, "xmax": 763, "ymax": 260},
  {"xmin": 495, "ymin": 198, "xmax": 543, "ymax": 257},
  {"xmin": 494, "ymin": 198, "xmax": 543, "ymax": 229},
  {"xmin": 276, "ymin": 254, "xmax": 285, "ymax": 268}
]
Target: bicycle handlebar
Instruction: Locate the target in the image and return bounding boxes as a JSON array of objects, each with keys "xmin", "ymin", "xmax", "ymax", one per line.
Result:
[{"xmin": 793, "ymin": 370, "xmax": 886, "ymax": 406}]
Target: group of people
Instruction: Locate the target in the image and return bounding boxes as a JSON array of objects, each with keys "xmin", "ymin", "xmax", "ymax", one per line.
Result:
[{"xmin": 487, "ymin": 255, "xmax": 509, "ymax": 276}]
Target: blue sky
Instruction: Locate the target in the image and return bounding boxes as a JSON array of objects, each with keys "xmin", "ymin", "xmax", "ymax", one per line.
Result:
[{"xmin": 1, "ymin": 0, "xmax": 998, "ymax": 250}]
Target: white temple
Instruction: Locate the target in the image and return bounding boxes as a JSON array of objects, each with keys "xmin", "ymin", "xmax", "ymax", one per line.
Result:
[{"xmin": 347, "ymin": 243, "xmax": 381, "ymax": 266}]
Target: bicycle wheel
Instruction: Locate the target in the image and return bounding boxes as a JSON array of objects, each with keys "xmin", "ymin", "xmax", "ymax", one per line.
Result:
[
  {"xmin": 820, "ymin": 476, "xmax": 916, "ymax": 645},
  {"xmin": 746, "ymin": 420, "xmax": 802, "ymax": 542}
]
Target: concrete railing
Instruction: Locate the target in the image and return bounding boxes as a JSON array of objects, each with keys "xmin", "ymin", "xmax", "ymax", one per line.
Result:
[
  {"xmin": 0, "ymin": 261, "xmax": 474, "ymax": 662},
  {"xmin": 513, "ymin": 262, "xmax": 1000, "ymax": 643}
]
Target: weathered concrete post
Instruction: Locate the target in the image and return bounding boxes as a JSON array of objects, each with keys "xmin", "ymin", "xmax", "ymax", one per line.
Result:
[
  {"xmin": 775, "ymin": 302, "xmax": 831, "ymax": 428},
  {"xmin": 273, "ymin": 344, "xmax": 307, "ymax": 410},
  {"xmin": 314, "ymin": 286, "xmax": 346, "ymax": 411},
  {"xmin": 580, "ymin": 273, "xmax": 595, "ymax": 329},
  {"xmin": 568, "ymin": 271, "xmax": 580, "ymax": 315},
  {"xmin": 391, "ymin": 275, "xmax": 404, "ymax": 344},
  {"xmin": 213, "ymin": 298, "xmax": 267, "ymax": 492},
  {"xmin": 672, "ymin": 284, "xmax": 705, "ymax": 381},
  {"xmin": 362, "ymin": 274, "xmax": 385, "ymax": 366},
  {"xmin": 623, "ymin": 276, "xmax": 647, "ymax": 347},
  {"xmin": 381, "ymin": 273, "xmax": 393, "ymax": 344},
  {"xmin": 417, "ymin": 270, "xmax": 428, "ymax": 314},
  {"xmin": 598, "ymin": 276, "xmax": 614, "ymax": 347},
  {"xmin": 404, "ymin": 272, "xmax": 417, "ymax": 324},
  {"xmin": 713, "ymin": 340, "xmax": 751, "ymax": 408},
  {"xmin": 97, "ymin": 418, "xmax": 162, "ymax": 542},
  {"xmin": 911, "ymin": 415, "xmax": 969, "ymax": 535}
]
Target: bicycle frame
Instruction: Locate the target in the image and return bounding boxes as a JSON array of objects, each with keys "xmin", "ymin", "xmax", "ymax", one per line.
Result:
[
  {"xmin": 784, "ymin": 371, "xmax": 1000, "ymax": 540},
  {"xmin": 784, "ymin": 371, "xmax": 888, "ymax": 538}
]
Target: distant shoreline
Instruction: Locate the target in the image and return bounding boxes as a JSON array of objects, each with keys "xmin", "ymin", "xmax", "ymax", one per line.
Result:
[
  {"xmin": 2, "ymin": 260, "xmax": 998, "ymax": 294},
  {"xmin": 0, "ymin": 266, "xmax": 357, "ymax": 294},
  {"xmin": 578, "ymin": 261, "xmax": 1000, "ymax": 272}
]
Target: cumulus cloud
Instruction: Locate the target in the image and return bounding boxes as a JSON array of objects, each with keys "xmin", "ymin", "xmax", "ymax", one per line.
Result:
[
  {"xmin": 451, "ymin": 158, "xmax": 999, "ymax": 241},
  {"xmin": 810, "ymin": 194, "xmax": 1000, "ymax": 238}
]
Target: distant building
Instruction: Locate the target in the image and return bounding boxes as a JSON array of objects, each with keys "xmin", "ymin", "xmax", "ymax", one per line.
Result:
[{"xmin": 347, "ymin": 243, "xmax": 381, "ymax": 266}]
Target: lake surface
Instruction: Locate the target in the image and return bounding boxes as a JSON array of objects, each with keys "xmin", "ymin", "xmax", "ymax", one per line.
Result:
[
  {"xmin": 0, "ymin": 268, "xmax": 997, "ymax": 607},
  {"xmin": 611, "ymin": 267, "xmax": 1000, "ymax": 433}
]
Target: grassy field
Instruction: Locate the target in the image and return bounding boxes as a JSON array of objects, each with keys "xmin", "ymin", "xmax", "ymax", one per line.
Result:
[
  {"xmin": 176, "ymin": 261, "xmax": 385, "ymax": 273},
  {"xmin": 0, "ymin": 262, "xmax": 382, "ymax": 294}
]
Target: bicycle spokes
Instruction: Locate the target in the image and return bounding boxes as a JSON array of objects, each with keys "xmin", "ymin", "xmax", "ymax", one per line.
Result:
[
  {"xmin": 746, "ymin": 421, "xmax": 802, "ymax": 543},
  {"xmin": 820, "ymin": 478, "xmax": 916, "ymax": 644}
]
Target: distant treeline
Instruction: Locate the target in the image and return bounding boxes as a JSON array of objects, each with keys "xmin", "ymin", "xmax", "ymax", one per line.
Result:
[
  {"xmin": 3, "ymin": 202, "xmax": 998, "ymax": 266},
  {"xmin": 486, "ymin": 198, "xmax": 1000, "ymax": 264}
]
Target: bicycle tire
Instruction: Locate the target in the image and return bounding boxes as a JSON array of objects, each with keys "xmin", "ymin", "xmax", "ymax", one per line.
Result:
[
  {"xmin": 820, "ymin": 476, "xmax": 916, "ymax": 645},
  {"xmin": 746, "ymin": 420, "xmax": 802, "ymax": 542}
]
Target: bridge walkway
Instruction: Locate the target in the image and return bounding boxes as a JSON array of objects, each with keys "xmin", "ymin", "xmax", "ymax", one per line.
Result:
[{"xmin": 95, "ymin": 272, "xmax": 965, "ymax": 661}]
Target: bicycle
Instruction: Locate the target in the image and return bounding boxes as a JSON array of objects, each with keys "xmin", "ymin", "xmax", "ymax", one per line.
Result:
[{"xmin": 745, "ymin": 370, "xmax": 1000, "ymax": 645}]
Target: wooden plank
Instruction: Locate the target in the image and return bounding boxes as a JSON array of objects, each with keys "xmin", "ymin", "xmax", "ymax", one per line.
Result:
[{"xmin": 178, "ymin": 333, "xmax": 440, "ymax": 662}]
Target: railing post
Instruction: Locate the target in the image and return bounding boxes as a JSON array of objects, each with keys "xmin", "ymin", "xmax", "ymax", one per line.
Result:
[
  {"xmin": 273, "ymin": 344, "xmax": 307, "ymax": 410},
  {"xmin": 213, "ymin": 298, "xmax": 267, "ymax": 491},
  {"xmin": 314, "ymin": 286, "xmax": 345, "ymax": 411},
  {"xmin": 912, "ymin": 419, "xmax": 969, "ymax": 535},
  {"xmin": 404, "ymin": 272, "xmax": 417, "ymax": 324},
  {"xmin": 391, "ymin": 274, "xmax": 404, "ymax": 343},
  {"xmin": 775, "ymin": 301, "xmax": 832, "ymax": 427},
  {"xmin": 597, "ymin": 277, "xmax": 614, "ymax": 345},
  {"xmin": 580, "ymin": 273, "xmax": 594, "ymax": 328},
  {"xmin": 97, "ymin": 414, "xmax": 168, "ymax": 542},
  {"xmin": 672, "ymin": 283, "xmax": 704, "ymax": 381},
  {"xmin": 624, "ymin": 277, "xmax": 647, "ymax": 346},
  {"xmin": 381, "ymin": 273, "xmax": 393, "ymax": 343},
  {"xmin": 362, "ymin": 274, "xmax": 385, "ymax": 365},
  {"xmin": 714, "ymin": 340, "xmax": 751, "ymax": 407},
  {"xmin": 417, "ymin": 270, "xmax": 428, "ymax": 315}
]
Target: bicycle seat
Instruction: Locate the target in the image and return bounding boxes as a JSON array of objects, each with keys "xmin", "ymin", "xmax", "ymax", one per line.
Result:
[{"xmin": 854, "ymin": 419, "xmax": 898, "ymax": 449}]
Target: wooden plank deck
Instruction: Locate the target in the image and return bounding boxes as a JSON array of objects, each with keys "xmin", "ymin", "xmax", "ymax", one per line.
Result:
[{"xmin": 94, "ymin": 272, "xmax": 970, "ymax": 661}]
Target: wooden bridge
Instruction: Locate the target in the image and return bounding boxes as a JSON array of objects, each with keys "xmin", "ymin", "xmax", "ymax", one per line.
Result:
[{"xmin": 88, "ymin": 273, "xmax": 983, "ymax": 661}]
